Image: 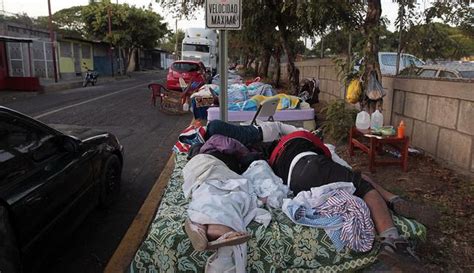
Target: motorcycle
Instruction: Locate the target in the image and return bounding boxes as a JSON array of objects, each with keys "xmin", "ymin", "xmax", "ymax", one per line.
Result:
[{"xmin": 83, "ymin": 70, "xmax": 99, "ymax": 87}]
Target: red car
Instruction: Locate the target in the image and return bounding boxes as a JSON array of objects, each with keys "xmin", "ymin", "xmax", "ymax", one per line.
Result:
[{"xmin": 166, "ymin": 61, "xmax": 208, "ymax": 90}]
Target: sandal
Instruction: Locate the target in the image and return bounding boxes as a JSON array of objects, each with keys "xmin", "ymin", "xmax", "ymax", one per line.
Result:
[
  {"xmin": 184, "ymin": 218, "xmax": 208, "ymax": 251},
  {"xmin": 207, "ymin": 231, "xmax": 251, "ymax": 250},
  {"xmin": 185, "ymin": 218, "xmax": 251, "ymax": 251}
]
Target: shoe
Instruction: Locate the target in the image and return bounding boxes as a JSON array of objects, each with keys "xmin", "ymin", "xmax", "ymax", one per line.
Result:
[
  {"xmin": 377, "ymin": 237, "xmax": 422, "ymax": 272},
  {"xmin": 184, "ymin": 218, "xmax": 208, "ymax": 251},
  {"xmin": 207, "ymin": 231, "xmax": 251, "ymax": 250},
  {"xmin": 184, "ymin": 218, "xmax": 251, "ymax": 251},
  {"xmin": 311, "ymin": 128, "xmax": 324, "ymax": 141},
  {"xmin": 388, "ymin": 197, "xmax": 440, "ymax": 229}
]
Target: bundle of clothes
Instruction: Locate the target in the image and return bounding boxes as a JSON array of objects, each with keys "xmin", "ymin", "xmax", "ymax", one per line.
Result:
[{"xmin": 189, "ymin": 81, "xmax": 309, "ymax": 120}]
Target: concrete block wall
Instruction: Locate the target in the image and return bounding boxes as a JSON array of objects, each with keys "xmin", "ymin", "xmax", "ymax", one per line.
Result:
[
  {"xmin": 282, "ymin": 58, "xmax": 474, "ymax": 173},
  {"xmin": 391, "ymin": 78, "xmax": 474, "ymax": 172}
]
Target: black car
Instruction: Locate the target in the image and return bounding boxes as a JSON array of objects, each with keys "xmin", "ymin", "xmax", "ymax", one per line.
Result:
[{"xmin": 0, "ymin": 106, "xmax": 123, "ymax": 273}]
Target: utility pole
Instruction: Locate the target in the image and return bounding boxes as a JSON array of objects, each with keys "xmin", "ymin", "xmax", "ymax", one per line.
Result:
[
  {"xmin": 174, "ymin": 19, "xmax": 178, "ymax": 60},
  {"xmin": 47, "ymin": 0, "xmax": 58, "ymax": 82},
  {"xmin": 108, "ymin": 5, "xmax": 114, "ymax": 76},
  {"xmin": 395, "ymin": 3, "xmax": 405, "ymax": 75}
]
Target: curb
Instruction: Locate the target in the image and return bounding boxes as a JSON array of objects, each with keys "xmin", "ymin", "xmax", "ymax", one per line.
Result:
[{"xmin": 104, "ymin": 153, "xmax": 176, "ymax": 273}]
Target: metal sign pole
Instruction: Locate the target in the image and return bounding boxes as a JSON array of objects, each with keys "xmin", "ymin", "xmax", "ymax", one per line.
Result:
[{"xmin": 219, "ymin": 30, "xmax": 228, "ymax": 122}]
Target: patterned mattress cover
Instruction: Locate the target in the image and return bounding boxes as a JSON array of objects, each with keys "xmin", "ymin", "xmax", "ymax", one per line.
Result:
[{"xmin": 129, "ymin": 153, "xmax": 426, "ymax": 273}]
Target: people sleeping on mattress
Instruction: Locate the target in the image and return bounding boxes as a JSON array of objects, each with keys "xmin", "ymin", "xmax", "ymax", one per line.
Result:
[
  {"xmin": 205, "ymin": 119, "xmax": 308, "ymax": 145},
  {"xmin": 183, "ymin": 121, "xmax": 438, "ymax": 272},
  {"xmin": 182, "ymin": 134, "xmax": 290, "ymax": 272}
]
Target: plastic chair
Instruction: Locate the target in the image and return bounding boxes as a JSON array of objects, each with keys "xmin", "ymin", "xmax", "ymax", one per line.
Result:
[
  {"xmin": 251, "ymin": 97, "xmax": 279, "ymax": 125},
  {"xmin": 148, "ymin": 83, "xmax": 164, "ymax": 107},
  {"xmin": 147, "ymin": 83, "xmax": 188, "ymax": 115}
]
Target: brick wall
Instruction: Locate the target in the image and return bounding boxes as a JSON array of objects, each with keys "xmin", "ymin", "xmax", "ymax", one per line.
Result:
[{"xmin": 282, "ymin": 58, "xmax": 474, "ymax": 173}]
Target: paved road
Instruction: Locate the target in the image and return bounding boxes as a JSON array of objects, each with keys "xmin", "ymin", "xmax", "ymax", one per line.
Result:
[{"xmin": 2, "ymin": 71, "xmax": 192, "ymax": 273}]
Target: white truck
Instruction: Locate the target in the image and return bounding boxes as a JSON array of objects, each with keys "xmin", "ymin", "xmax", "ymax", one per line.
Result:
[{"xmin": 181, "ymin": 28, "xmax": 218, "ymax": 75}]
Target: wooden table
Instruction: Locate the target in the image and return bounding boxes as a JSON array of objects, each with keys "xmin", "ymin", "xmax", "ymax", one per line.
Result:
[{"xmin": 349, "ymin": 127, "xmax": 409, "ymax": 173}]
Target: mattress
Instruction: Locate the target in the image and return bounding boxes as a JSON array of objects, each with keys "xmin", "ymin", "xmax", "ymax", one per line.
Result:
[
  {"xmin": 129, "ymin": 153, "xmax": 426, "ymax": 273},
  {"xmin": 207, "ymin": 107, "xmax": 315, "ymax": 122}
]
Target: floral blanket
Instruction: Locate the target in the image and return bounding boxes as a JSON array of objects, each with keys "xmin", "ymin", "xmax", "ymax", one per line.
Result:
[{"xmin": 129, "ymin": 154, "xmax": 426, "ymax": 273}]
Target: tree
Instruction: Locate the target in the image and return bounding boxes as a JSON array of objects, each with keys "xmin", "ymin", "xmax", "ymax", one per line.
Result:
[
  {"xmin": 404, "ymin": 23, "xmax": 474, "ymax": 61},
  {"xmin": 160, "ymin": 29, "xmax": 185, "ymax": 56},
  {"xmin": 83, "ymin": 2, "xmax": 169, "ymax": 72},
  {"xmin": 36, "ymin": 6, "xmax": 86, "ymax": 38}
]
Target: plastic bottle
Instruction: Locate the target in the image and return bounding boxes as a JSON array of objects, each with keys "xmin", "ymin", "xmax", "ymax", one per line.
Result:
[
  {"xmin": 370, "ymin": 110, "xmax": 384, "ymax": 130},
  {"xmin": 397, "ymin": 120, "xmax": 405, "ymax": 138},
  {"xmin": 355, "ymin": 111, "xmax": 370, "ymax": 130}
]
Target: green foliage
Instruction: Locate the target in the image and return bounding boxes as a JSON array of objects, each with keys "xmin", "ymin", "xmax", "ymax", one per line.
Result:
[
  {"xmin": 160, "ymin": 30, "xmax": 185, "ymax": 55},
  {"xmin": 36, "ymin": 6, "xmax": 86, "ymax": 38},
  {"xmin": 82, "ymin": 2, "xmax": 168, "ymax": 50},
  {"xmin": 404, "ymin": 23, "xmax": 474, "ymax": 60},
  {"xmin": 321, "ymin": 100, "xmax": 358, "ymax": 144},
  {"xmin": 333, "ymin": 56, "xmax": 361, "ymax": 87}
]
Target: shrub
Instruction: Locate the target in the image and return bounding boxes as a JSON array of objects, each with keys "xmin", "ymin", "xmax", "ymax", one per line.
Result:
[{"xmin": 321, "ymin": 100, "xmax": 358, "ymax": 144}]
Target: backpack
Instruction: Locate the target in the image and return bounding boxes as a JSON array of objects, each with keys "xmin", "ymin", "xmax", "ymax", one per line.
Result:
[
  {"xmin": 297, "ymin": 78, "xmax": 320, "ymax": 104},
  {"xmin": 268, "ymin": 131, "xmax": 331, "ymax": 167}
]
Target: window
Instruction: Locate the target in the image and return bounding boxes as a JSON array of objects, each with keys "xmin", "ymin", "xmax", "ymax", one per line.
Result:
[
  {"xmin": 459, "ymin": 71, "xmax": 474, "ymax": 79},
  {"xmin": 438, "ymin": 71, "xmax": 457, "ymax": 79},
  {"xmin": 0, "ymin": 117, "xmax": 58, "ymax": 162},
  {"xmin": 60, "ymin": 42, "xmax": 72, "ymax": 58},
  {"xmin": 381, "ymin": 54, "xmax": 397, "ymax": 66},
  {"xmin": 183, "ymin": 44, "xmax": 210, "ymax": 53},
  {"xmin": 0, "ymin": 148, "xmax": 30, "ymax": 183},
  {"xmin": 172, "ymin": 62, "xmax": 200, "ymax": 72},
  {"xmin": 81, "ymin": 45, "xmax": 91, "ymax": 59},
  {"xmin": 418, "ymin": 69, "xmax": 437, "ymax": 78}
]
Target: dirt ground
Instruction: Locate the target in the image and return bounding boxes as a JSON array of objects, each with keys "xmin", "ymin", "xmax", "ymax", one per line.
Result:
[
  {"xmin": 312, "ymin": 104, "xmax": 474, "ymax": 272},
  {"xmin": 246, "ymin": 78, "xmax": 472, "ymax": 271}
]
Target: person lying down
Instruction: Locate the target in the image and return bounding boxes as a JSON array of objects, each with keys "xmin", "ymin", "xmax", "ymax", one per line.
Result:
[
  {"xmin": 182, "ymin": 151, "xmax": 289, "ymax": 272},
  {"xmin": 183, "ymin": 121, "xmax": 439, "ymax": 272}
]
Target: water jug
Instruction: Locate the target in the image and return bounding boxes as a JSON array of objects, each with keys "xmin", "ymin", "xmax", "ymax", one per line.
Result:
[
  {"xmin": 370, "ymin": 110, "xmax": 384, "ymax": 129},
  {"xmin": 355, "ymin": 111, "xmax": 370, "ymax": 130}
]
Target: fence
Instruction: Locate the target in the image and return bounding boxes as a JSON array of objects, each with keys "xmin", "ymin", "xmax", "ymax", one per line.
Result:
[{"xmin": 282, "ymin": 58, "xmax": 474, "ymax": 173}]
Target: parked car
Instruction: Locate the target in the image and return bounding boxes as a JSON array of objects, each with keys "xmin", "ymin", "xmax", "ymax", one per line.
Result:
[
  {"xmin": 400, "ymin": 64, "xmax": 474, "ymax": 79},
  {"xmin": 166, "ymin": 60, "xmax": 210, "ymax": 90},
  {"xmin": 355, "ymin": 52, "xmax": 425, "ymax": 75},
  {"xmin": 0, "ymin": 106, "xmax": 123, "ymax": 273}
]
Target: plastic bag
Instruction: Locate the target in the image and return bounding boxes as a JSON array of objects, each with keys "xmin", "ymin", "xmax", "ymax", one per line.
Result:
[
  {"xmin": 346, "ymin": 79, "xmax": 362, "ymax": 104},
  {"xmin": 242, "ymin": 160, "xmax": 290, "ymax": 209},
  {"xmin": 366, "ymin": 72, "xmax": 386, "ymax": 100}
]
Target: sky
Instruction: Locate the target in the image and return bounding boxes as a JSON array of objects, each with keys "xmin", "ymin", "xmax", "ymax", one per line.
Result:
[{"xmin": 2, "ymin": 0, "xmax": 434, "ymax": 35}]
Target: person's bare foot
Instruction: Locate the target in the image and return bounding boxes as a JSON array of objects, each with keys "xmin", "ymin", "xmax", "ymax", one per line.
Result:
[{"xmin": 207, "ymin": 224, "xmax": 234, "ymax": 241}]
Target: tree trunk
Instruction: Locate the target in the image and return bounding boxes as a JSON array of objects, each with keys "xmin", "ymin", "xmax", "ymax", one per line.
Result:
[
  {"xmin": 273, "ymin": 47, "xmax": 282, "ymax": 88},
  {"xmin": 126, "ymin": 48, "xmax": 138, "ymax": 73},
  {"xmin": 247, "ymin": 57, "xmax": 255, "ymax": 71},
  {"xmin": 362, "ymin": 0, "xmax": 383, "ymax": 112},
  {"xmin": 363, "ymin": 0, "xmax": 382, "ymax": 85},
  {"xmin": 280, "ymin": 28, "xmax": 299, "ymax": 94},
  {"xmin": 254, "ymin": 60, "xmax": 260, "ymax": 77},
  {"xmin": 261, "ymin": 49, "xmax": 271, "ymax": 78}
]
